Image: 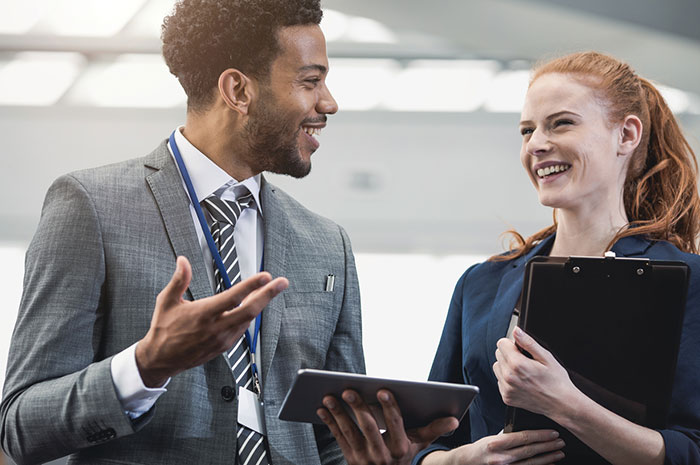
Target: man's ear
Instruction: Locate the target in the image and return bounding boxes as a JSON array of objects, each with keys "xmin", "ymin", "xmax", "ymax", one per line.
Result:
[
  {"xmin": 618, "ymin": 114, "xmax": 643, "ymax": 157},
  {"xmin": 218, "ymin": 68, "xmax": 255, "ymax": 115}
]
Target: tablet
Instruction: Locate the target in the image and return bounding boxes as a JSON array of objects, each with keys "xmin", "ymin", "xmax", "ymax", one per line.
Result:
[{"xmin": 278, "ymin": 369, "xmax": 479, "ymax": 430}]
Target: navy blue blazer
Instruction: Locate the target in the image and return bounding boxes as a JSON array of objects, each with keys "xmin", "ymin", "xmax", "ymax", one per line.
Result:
[{"xmin": 415, "ymin": 235, "xmax": 700, "ymax": 465}]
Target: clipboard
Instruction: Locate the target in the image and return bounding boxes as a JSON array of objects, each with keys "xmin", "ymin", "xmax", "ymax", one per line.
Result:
[
  {"xmin": 278, "ymin": 369, "xmax": 479, "ymax": 430},
  {"xmin": 504, "ymin": 254, "xmax": 689, "ymax": 464}
]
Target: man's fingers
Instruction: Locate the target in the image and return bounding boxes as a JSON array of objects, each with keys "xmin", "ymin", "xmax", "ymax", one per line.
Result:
[
  {"xmin": 158, "ymin": 256, "xmax": 192, "ymax": 309},
  {"xmin": 317, "ymin": 407, "xmax": 353, "ymax": 458},
  {"xmin": 219, "ymin": 277, "xmax": 289, "ymax": 326},
  {"xmin": 341, "ymin": 390, "xmax": 386, "ymax": 453},
  {"xmin": 375, "ymin": 389, "xmax": 411, "ymax": 454},
  {"xmin": 204, "ymin": 272, "xmax": 279, "ymax": 315},
  {"xmin": 406, "ymin": 415, "xmax": 459, "ymax": 447},
  {"xmin": 322, "ymin": 395, "xmax": 366, "ymax": 452}
]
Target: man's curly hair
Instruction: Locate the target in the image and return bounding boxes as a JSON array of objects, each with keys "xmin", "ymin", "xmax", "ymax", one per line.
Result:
[{"xmin": 162, "ymin": 0, "xmax": 323, "ymax": 111}]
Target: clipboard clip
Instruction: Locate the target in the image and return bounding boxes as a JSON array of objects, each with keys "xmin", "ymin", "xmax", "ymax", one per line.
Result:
[{"xmin": 604, "ymin": 251, "xmax": 616, "ymax": 259}]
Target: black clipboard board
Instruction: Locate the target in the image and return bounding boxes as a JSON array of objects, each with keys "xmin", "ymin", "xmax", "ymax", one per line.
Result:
[{"xmin": 504, "ymin": 254, "xmax": 688, "ymax": 464}]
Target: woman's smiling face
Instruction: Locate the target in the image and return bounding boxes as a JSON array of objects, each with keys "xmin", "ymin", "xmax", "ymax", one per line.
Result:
[{"xmin": 519, "ymin": 72, "xmax": 628, "ymax": 213}]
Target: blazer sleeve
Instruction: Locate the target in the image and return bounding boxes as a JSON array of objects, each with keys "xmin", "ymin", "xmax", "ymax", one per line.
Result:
[
  {"xmin": 0, "ymin": 175, "xmax": 145, "ymax": 464},
  {"xmin": 657, "ymin": 273, "xmax": 700, "ymax": 464},
  {"xmin": 413, "ymin": 266, "xmax": 475, "ymax": 464},
  {"xmin": 315, "ymin": 224, "xmax": 366, "ymax": 465}
]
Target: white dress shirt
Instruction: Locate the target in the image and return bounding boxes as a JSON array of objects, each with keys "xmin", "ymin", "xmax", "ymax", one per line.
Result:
[{"xmin": 110, "ymin": 127, "xmax": 264, "ymax": 418}]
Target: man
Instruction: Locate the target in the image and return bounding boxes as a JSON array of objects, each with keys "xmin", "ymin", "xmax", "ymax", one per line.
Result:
[{"xmin": 1, "ymin": 1, "xmax": 364, "ymax": 464}]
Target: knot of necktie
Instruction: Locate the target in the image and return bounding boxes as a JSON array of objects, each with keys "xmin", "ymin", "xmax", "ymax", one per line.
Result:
[{"xmin": 201, "ymin": 191, "xmax": 254, "ymax": 228}]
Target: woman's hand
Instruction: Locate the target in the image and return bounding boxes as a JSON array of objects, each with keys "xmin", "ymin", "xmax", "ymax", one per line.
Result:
[
  {"xmin": 317, "ymin": 389, "xmax": 459, "ymax": 465},
  {"xmin": 424, "ymin": 430, "xmax": 565, "ymax": 465},
  {"xmin": 493, "ymin": 327, "xmax": 580, "ymax": 417}
]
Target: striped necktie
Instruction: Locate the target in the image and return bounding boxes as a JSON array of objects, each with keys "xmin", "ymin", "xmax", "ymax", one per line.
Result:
[{"xmin": 201, "ymin": 192, "xmax": 271, "ymax": 465}]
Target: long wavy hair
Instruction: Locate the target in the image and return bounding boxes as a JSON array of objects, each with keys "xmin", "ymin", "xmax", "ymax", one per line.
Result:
[{"xmin": 491, "ymin": 51, "xmax": 700, "ymax": 261}]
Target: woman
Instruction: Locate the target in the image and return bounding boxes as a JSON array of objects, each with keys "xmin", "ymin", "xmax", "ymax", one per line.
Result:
[
  {"xmin": 317, "ymin": 51, "xmax": 700, "ymax": 465},
  {"xmin": 417, "ymin": 51, "xmax": 700, "ymax": 464}
]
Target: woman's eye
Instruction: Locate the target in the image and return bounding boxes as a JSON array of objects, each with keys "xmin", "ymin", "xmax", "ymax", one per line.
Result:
[
  {"xmin": 553, "ymin": 119, "xmax": 573, "ymax": 128},
  {"xmin": 520, "ymin": 127, "xmax": 533, "ymax": 136}
]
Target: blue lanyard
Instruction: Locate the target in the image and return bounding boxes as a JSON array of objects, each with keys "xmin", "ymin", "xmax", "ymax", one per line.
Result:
[{"xmin": 168, "ymin": 131, "xmax": 262, "ymax": 383}]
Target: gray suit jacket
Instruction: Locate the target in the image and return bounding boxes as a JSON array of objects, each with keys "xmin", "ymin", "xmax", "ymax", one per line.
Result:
[{"xmin": 1, "ymin": 141, "xmax": 365, "ymax": 465}]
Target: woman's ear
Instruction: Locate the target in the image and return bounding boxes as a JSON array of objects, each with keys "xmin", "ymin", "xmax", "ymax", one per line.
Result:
[
  {"xmin": 217, "ymin": 68, "xmax": 256, "ymax": 115},
  {"xmin": 618, "ymin": 114, "xmax": 643, "ymax": 157}
]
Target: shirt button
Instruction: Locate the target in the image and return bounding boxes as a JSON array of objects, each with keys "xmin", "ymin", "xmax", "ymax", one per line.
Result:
[{"xmin": 221, "ymin": 385, "xmax": 235, "ymax": 402}]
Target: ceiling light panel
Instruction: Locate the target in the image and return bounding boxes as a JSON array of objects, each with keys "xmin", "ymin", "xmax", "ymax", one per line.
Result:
[
  {"xmin": 482, "ymin": 70, "xmax": 530, "ymax": 113},
  {"xmin": 327, "ymin": 58, "xmax": 400, "ymax": 111},
  {"xmin": 32, "ymin": 0, "xmax": 147, "ymax": 36},
  {"xmin": 64, "ymin": 53, "xmax": 185, "ymax": 107},
  {"xmin": 0, "ymin": 52, "xmax": 85, "ymax": 105},
  {"xmin": 320, "ymin": 9, "xmax": 350, "ymax": 42},
  {"xmin": 122, "ymin": 0, "xmax": 177, "ymax": 37},
  {"xmin": 383, "ymin": 60, "xmax": 500, "ymax": 112},
  {"xmin": 658, "ymin": 85, "xmax": 691, "ymax": 114},
  {"xmin": 0, "ymin": 0, "xmax": 58, "ymax": 34},
  {"xmin": 321, "ymin": 8, "xmax": 396, "ymax": 44}
]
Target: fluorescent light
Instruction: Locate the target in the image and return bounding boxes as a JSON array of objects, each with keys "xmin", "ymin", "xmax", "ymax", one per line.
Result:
[
  {"xmin": 0, "ymin": 0, "xmax": 57, "ymax": 34},
  {"xmin": 327, "ymin": 58, "xmax": 399, "ymax": 111},
  {"xmin": 382, "ymin": 60, "xmax": 500, "ymax": 112},
  {"xmin": 320, "ymin": 8, "xmax": 350, "ymax": 42},
  {"xmin": 122, "ymin": 0, "xmax": 177, "ymax": 37},
  {"xmin": 483, "ymin": 70, "xmax": 530, "ymax": 113},
  {"xmin": 658, "ymin": 85, "xmax": 691, "ymax": 114},
  {"xmin": 33, "ymin": 0, "xmax": 147, "ymax": 36},
  {"xmin": 65, "ymin": 53, "xmax": 186, "ymax": 107},
  {"xmin": 321, "ymin": 9, "xmax": 396, "ymax": 44},
  {"xmin": 0, "ymin": 52, "xmax": 85, "ymax": 106},
  {"xmin": 344, "ymin": 16, "xmax": 397, "ymax": 44}
]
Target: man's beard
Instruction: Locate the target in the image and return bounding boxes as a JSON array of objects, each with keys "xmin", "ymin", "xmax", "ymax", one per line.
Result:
[{"xmin": 242, "ymin": 95, "xmax": 312, "ymax": 179}]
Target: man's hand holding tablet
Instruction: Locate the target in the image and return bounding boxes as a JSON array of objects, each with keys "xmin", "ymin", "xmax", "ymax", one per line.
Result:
[{"xmin": 317, "ymin": 389, "xmax": 459, "ymax": 465}]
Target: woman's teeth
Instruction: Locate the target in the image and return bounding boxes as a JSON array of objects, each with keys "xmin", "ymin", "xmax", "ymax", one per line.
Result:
[
  {"xmin": 537, "ymin": 164, "xmax": 570, "ymax": 178},
  {"xmin": 303, "ymin": 127, "xmax": 321, "ymax": 136}
]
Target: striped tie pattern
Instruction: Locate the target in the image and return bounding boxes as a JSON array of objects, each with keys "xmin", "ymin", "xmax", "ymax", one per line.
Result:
[{"xmin": 201, "ymin": 193, "xmax": 271, "ymax": 465}]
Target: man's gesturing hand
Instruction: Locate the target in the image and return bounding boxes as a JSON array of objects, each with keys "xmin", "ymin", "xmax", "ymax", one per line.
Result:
[{"xmin": 135, "ymin": 256, "xmax": 289, "ymax": 387}]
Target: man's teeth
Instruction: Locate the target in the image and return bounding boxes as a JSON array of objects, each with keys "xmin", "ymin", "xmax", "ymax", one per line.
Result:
[
  {"xmin": 303, "ymin": 127, "xmax": 321, "ymax": 136},
  {"xmin": 537, "ymin": 164, "xmax": 570, "ymax": 178}
]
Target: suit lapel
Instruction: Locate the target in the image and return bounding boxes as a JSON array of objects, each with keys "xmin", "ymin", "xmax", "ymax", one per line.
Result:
[
  {"xmin": 144, "ymin": 140, "xmax": 213, "ymax": 302},
  {"xmin": 485, "ymin": 236, "xmax": 555, "ymax": 368},
  {"xmin": 259, "ymin": 177, "xmax": 289, "ymax": 386}
]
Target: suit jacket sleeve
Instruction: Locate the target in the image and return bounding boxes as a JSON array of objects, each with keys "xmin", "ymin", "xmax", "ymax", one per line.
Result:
[
  {"xmin": 1, "ymin": 175, "xmax": 147, "ymax": 464},
  {"xmin": 315, "ymin": 225, "xmax": 366, "ymax": 465}
]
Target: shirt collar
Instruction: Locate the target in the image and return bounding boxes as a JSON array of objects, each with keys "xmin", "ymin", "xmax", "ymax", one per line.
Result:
[{"xmin": 171, "ymin": 126, "xmax": 263, "ymax": 214}]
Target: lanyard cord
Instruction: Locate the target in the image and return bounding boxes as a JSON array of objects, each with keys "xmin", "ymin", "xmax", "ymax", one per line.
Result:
[{"xmin": 168, "ymin": 131, "xmax": 262, "ymax": 367}]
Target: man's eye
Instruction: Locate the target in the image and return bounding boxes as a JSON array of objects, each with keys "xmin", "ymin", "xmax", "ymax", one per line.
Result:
[{"xmin": 305, "ymin": 78, "xmax": 320, "ymax": 86}]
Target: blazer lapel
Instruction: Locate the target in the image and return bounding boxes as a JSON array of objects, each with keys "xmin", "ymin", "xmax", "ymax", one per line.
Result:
[
  {"xmin": 258, "ymin": 177, "xmax": 289, "ymax": 386},
  {"xmin": 485, "ymin": 236, "xmax": 555, "ymax": 368},
  {"xmin": 144, "ymin": 140, "xmax": 213, "ymax": 302}
]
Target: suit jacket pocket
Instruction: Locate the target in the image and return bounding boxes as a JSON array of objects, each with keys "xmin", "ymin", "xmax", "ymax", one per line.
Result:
[
  {"xmin": 283, "ymin": 291, "xmax": 335, "ymax": 309},
  {"xmin": 279, "ymin": 291, "xmax": 339, "ymax": 368}
]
